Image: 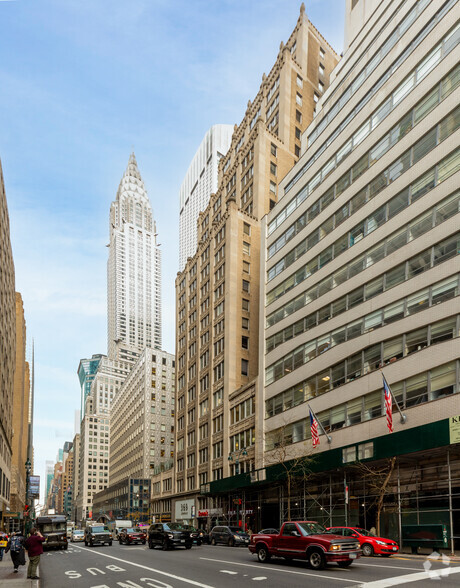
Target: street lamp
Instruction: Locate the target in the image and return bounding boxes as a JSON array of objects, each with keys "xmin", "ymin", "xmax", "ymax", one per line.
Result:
[
  {"xmin": 228, "ymin": 448, "xmax": 247, "ymax": 475},
  {"xmin": 25, "ymin": 458, "xmax": 32, "ymax": 535}
]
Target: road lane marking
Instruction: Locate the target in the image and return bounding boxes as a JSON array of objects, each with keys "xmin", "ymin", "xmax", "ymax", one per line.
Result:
[
  {"xmin": 199, "ymin": 557, "xmax": 359, "ymax": 583},
  {"xmin": 77, "ymin": 545, "xmax": 214, "ymax": 588},
  {"xmin": 352, "ymin": 562, "xmax": 423, "ymax": 572},
  {"xmin": 356, "ymin": 565, "xmax": 460, "ymax": 587},
  {"xmin": 220, "ymin": 570, "xmax": 238, "ymax": 575},
  {"xmin": 252, "ymin": 578, "xmax": 267, "ymax": 581}
]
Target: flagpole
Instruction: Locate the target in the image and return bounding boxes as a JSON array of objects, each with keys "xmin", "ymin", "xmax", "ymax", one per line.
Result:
[
  {"xmin": 381, "ymin": 371, "xmax": 407, "ymax": 424},
  {"xmin": 308, "ymin": 404, "xmax": 332, "ymax": 443}
]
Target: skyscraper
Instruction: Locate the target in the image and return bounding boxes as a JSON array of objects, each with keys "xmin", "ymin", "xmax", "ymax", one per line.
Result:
[
  {"xmin": 107, "ymin": 153, "xmax": 162, "ymax": 362},
  {"xmin": 179, "ymin": 125, "xmax": 233, "ymax": 270}
]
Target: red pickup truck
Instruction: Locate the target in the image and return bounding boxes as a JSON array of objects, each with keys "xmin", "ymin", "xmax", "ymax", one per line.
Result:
[{"xmin": 249, "ymin": 521, "xmax": 361, "ymax": 570}]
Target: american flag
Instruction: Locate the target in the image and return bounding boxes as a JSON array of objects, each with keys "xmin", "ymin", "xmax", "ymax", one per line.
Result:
[
  {"xmin": 383, "ymin": 374, "xmax": 393, "ymax": 433},
  {"xmin": 309, "ymin": 408, "xmax": 320, "ymax": 448}
]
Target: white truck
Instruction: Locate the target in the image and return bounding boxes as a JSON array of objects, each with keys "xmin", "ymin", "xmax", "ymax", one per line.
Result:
[{"xmin": 106, "ymin": 520, "xmax": 132, "ymax": 539}]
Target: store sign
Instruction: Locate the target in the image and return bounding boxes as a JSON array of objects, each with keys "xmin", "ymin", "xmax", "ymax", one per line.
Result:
[
  {"xmin": 29, "ymin": 476, "xmax": 40, "ymax": 499},
  {"xmin": 197, "ymin": 508, "xmax": 223, "ymax": 518},
  {"xmin": 449, "ymin": 415, "xmax": 460, "ymax": 444},
  {"xmin": 228, "ymin": 509, "xmax": 254, "ymax": 516},
  {"xmin": 175, "ymin": 499, "xmax": 194, "ymax": 520}
]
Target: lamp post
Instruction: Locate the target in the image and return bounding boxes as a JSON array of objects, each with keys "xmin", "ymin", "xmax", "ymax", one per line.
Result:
[
  {"xmin": 228, "ymin": 448, "xmax": 247, "ymax": 527},
  {"xmin": 24, "ymin": 458, "xmax": 32, "ymax": 535}
]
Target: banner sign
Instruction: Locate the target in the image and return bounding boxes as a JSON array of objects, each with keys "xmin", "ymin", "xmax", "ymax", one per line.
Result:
[{"xmin": 29, "ymin": 476, "xmax": 40, "ymax": 499}]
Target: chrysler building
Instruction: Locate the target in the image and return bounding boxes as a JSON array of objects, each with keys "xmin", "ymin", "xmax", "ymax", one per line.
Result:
[{"xmin": 107, "ymin": 153, "xmax": 161, "ymax": 362}]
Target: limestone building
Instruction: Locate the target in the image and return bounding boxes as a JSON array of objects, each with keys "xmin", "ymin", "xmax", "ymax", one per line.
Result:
[
  {"xmin": 164, "ymin": 4, "xmax": 339, "ymax": 524},
  {"xmin": 179, "ymin": 125, "xmax": 233, "ymax": 270},
  {"xmin": 10, "ymin": 293, "xmax": 31, "ymax": 513},
  {"xmin": 0, "ymin": 159, "xmax": 16, "ymax": 520}
]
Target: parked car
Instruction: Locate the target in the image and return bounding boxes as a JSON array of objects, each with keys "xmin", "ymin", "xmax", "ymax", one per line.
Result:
[
  {"xmin": 326, "ymin": 526, "xmax": 399, "ymax": 557},
  {"xmin": 118, "ymin": 528, "xmax": 147, "ymax": 545},
  {"xmin": 183, "ymin": 525, "xmax": 205, "ymax": 546},
  {"xmin": 84, "ymin": 524, "xmax": 112, "ymax": 547},
  {"xmin": 249, "ymin": 521, "xmax": 361, "ymax": 570},
  {"xmin": 209, "ymin": 526, "xmax": 250, "ymax": 547},
  {"xmin": 147, "ymin": 523, "xmax": 192, "ymax": 550},
  {"xmin": 70, "ymin": 529, "xmax": 85, "ymax": 542}
]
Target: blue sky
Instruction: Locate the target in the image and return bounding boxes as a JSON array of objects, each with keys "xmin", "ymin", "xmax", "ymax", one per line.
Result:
[{"xmin": 0, "ymin": 0, "xmax": 344, "ymax": 504}]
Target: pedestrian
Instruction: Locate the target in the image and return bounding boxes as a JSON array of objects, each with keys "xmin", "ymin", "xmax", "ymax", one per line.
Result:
[
  {"xmin": 0, "ymin": 530, "xmax": 8, "ymax": 561},
  {"xmin": 24, "ymin": 527, "xmax": 45, "ymax": 580},
  {"xmin": 5, "ymin": 530, "xmax": 26, "ymax": 573}
]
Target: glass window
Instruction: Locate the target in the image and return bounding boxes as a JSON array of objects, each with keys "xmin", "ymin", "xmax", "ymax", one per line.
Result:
[
  {"xmin": 364, "ymin": 311, "xmax": 382, "ymax": 333},
  {"xmin": 405, "ymin": 373, "xmax": 428, "ymax": 407},
  {"xmin": 342, "ymin": 446, "xmax": 356, "ymax": 463},
  {"xmin": 431, "ymin": 277, "xmax": 458, "ymax": 305},
  {"xmin": 336, "ymin": 173, "xmax": 351, "ymax": 196},
  {"xmin": 365, "ymin": 276, "xmax": 384, "ymax": 299},
  {"xmin": 408, "ymin": 249, "xmax": 431, "ymax": 278},
  {"xmin": 383, "ymin": 338, "xmax": 403, "ymax": 363},
  {"xmin": 363, "ymin": 344, "xmax": 381, "ymax": 374},
  {"xmin": 364, "ymin": 391, "xmax": 382, "ymax": 421},
  {"xmin": 405, "ymin": 327, "xmax": 428, "ymax": 355},
  {"xmin": 384, "ymin": 301, "xmax": 404, "ymax": 324},
  {"xmin": 409, "ymin": 210, "xmax": 433, "ymax": 241},
  {"xmin": 358, "ymin": 442, "xmax": 374, "ymax": 460},
  {"xmin": 351, "ymin": 188, "xmax": 367, "ymax": 212},
  {"xmin": 352, "ymin": 154, "xmax": 368, "ymax": 181},
  {"xmin": 412, "ymin": 128, "xmax": 437, "ymax": 164},
  {"xmin": 385, "ymin": 265, "xmax": 406, "ymax": 288},
  {"xmin": 330, "ymin": 405, "xmax": 346, "ymax": 430},
  {"xmin": 406, "ymin": 289, "xmax": 429, "ymax": 315},
  {"xmin": 414, "ymin": 87, "xmax": 439, "ymax": 124},
  {"xmin": 438, "ymin": 109, "xmax": 460, "ymax": 142},
  {"xmin": 411, "ymin": 170, "xmax": 435, "ymax": 202},
  {"xmin": 437, "ymin": 150, "xmax": 460, "ymax": 184},
  {"xmin": 331, "ymin": 363, "xmax": 345, "ymax": 388},
  {"xmin": 430, "ymin": 362, "xmax": 456, "ymax": 400},
  {"xmin": 388, "ymin": 189, "xmax": 409, "ymax": 218},
  {"xmin": 435, "ymin": 193, "xmax": 460, "ymax": 225},
  {"xmin": 430, "ymin": 317, "xmax": 457, "ymax": 344},
  {"xmin": 347, "ymin": 397, "xmax": 363, "ymax": 425},
  {"xmin": 434, "ymin": 235, "xmax": 459, "ymax": 266},
  {"xmin": 347, "ymin": 352, "xmax": 362, "ymax": 381}
]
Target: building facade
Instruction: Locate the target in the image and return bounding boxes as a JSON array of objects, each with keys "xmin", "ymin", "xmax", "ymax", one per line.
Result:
[
  {"xmin": 109, "ymin": 348, "xmax": 175, "ymax": 485},
  {"xmin": 78, "ymin": 354, "xmax": 104, "ymax": 417},
  {"xmin": 160, "ymin": 4, "xmax": 339, "ymax": 525},
  {"xmin": 71, "ymin": 434, "xmax": 80, "ymax": 522},
  {"xmin": 10, "ymin": 293, "xmax": 31, "ymax": 514},
  {"xmin": 179, "ymin": 124, "xmax": 233, "ymax": 270},
  {"xmin": 244, "ymin": 0, "xmax": 459, "ymax": 544},
  {"xmin": 0, "ymin": 159, "xmax": 15, "ymax": 523},
  {"xmin": 107, "ymin": 153, "xmax": 162, "ymax": 362}
]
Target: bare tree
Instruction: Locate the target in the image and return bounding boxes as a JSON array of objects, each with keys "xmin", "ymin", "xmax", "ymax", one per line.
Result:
[
  {"xmin": 353, "ymin": 456, "xmax": 396, "ymax": 536},
  {"xmin": 266, "ymin": 425, "xmax": 315, "ymax": 521}
]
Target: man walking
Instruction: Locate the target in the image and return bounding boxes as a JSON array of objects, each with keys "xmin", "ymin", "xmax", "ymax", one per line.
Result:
[
  {"xmin": 5, "ymin": 531, "xmax": 26, "ymax": 573},
  {"xmin": 24, "ymin": 527, "xmax": 45, "ymax": 580}
]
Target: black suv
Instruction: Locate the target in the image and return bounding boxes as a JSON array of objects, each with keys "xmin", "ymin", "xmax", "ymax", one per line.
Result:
[
  {"xmin": 147, "ymin": 522, "xmax": 192, "ymax": 550},
  {"xmin": 209, "ymin": 525, "xmax": 250, "ymax": 546}
]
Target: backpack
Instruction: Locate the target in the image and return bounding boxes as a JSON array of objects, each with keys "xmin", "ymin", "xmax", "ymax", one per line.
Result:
[{"xmin": 10, "ymin": 536, "xmax": 22, "ymax": 553}]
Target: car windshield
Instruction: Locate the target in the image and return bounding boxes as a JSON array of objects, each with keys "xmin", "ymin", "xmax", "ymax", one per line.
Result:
[
  {"xmin": 41, "ymin": 523, "xmax": 66, "ymax": 533},
  {"xmin": 167, "ymin": 523, "xmax": 187, "ymax": 531},
  {"xmin": 353, "ymin": 528, "xmax": 374, "ymax": 536},
  {"xmin": 91, "ymin": 526, "xmax": 107, "ymax": 533},
  {"xmin": 126, "ymin": 528, "xmax": 136, "ymax": 533},
  {"xmin": 297, "ymin": 522, "xmax": 327, "ymax": 535},
  {"xmin": 73, "ymin": 531, "xmax": 83, "ymax": 535},
  {"xmin": 184, "ymin": 525, "xmax": 197, "ymax": 532},
  {"xmin": 228, "ymin": 527, "xmax": 247, "ymax": 535}
]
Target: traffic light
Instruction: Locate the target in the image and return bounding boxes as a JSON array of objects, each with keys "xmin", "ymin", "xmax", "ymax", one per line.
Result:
[{"xmin": 24, "ymin": 504, "xmax": 30, "ymax": 516}]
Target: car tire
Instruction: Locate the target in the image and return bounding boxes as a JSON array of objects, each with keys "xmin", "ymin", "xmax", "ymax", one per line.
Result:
[
  {"xmin": 119, "ymin": 538, "xmax": 122, "ymax": 544},
  {"xmin": 64, "ymin": 545, "xmax": 68, "ymax": 550},
  {"xmin": 162, "ymin": 539, "xmax": 168, "ymax": 551},
  {"xmin": 308, "ymin": 549, "xmax": 326, "ymax": 570},
  {"xmin": 84, "ymin": 540, "xmax": 88, "ymax": 546},
  {"xmin": 90, "ymin": 539, "xmax": 94, "ymax": 547},
  {"xmin": 109, "ymin": 541, "xmax": 112, "ymax": 546},
  {"xmin": 228, "ymin": 537, "xmax": 234, "ymax": 547},
  {"xmin": 196, "ymin": 540, "xmax": 202, "ymax": 546},
  {"xmin": 362, "ymin": 543, "xmax": 374, "ymax": 557},
  {"xmin": 211, "ymin": 537, "xmax": 216, "ymax": 546},
  {"xmin": 337, "ymin": 560, "xmax": 353, "ymax": 568},
  {"xmin": 185, "ymin": 544, "xmax": 192, "ymax": 550},
  {"xmin": 381, "ymin": 554, "xmax": 392, "ymax": 558},
  {"xmin": 256, "ymin": 545, "xmax": 271, "ymax": 563}
]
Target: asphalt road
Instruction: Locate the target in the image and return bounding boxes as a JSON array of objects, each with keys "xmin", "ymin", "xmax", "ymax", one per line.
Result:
[{"xmin": 39, "ymin": 542, "xmax": 460, "ymax": 588}]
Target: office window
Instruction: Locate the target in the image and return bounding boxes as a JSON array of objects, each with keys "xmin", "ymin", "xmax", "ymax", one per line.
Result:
[
  {"xmin": 271, "ymin": 143, "xmax": 277, "ymax": 156},
  {"xmin": 241, "ymin": 359, "xmax": 249, "ymax": 376}
]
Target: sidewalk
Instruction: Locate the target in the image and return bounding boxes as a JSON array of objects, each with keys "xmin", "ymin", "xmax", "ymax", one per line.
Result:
[
  {"xmin": 393, "ymin": 549, "xmax": 460, "ymax": 563},
  {"xmin": 0, "ymin": 558, "xmax": 39, "ymax": 587}
]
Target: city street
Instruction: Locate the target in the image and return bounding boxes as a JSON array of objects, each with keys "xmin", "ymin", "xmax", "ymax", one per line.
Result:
[{"xmin": 39, "ymin": 542, "xmax": 460, "ymax": 588}]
